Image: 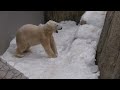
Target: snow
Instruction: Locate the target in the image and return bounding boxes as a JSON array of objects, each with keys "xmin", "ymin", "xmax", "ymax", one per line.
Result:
[
  {"xmin": 0, "ymin": 11, "xmax": 107, "ymax": 79},
  {"xmin": 75, "ymin": 24, "xmax": 102, "ymax": 44},
  {"xmin": 80, "ymin": 11, "xmax": 107, "ymax": 28}
]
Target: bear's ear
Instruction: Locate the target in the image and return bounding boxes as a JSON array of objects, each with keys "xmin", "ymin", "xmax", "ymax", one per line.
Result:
[
  {"xmin": 49, "ymin": 20, "xmax": 53, "ymax": 22},
  {"xmin": 47, "ymin": 20, "xmax": 57, "ymax": 24},
  {"xmin": 46, "ymin": 20, "xmax": 52, "ymax": 25},
  {"xmin": 46, "ymin": 21, "xmax": 50, "ymax": 26},
  {"xmin": 47, "ymin": 20, "xmax": 52, "ymax": 23}
]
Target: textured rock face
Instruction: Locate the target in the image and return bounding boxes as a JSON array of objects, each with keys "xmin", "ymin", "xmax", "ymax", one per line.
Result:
[
  {"xmin": 0, "ymin": 58, "xmax": 28, "ymax": 79},
  {"xmin": 96, "ymin": 11, "xmax": 120, "ymax": 79},
  {"xmin": 45, "ymin": 11, "xmax": 85, "ymax": 24}
]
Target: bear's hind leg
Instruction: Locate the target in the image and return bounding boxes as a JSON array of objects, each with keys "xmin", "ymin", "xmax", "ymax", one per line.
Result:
[
  {"xmin": 15, "ymin": 44, "xmax": 29, "ymax": 58},
  {"xmin": 23, "ymin": 46, "xmax": 31, "ymax": 53},
  {"xmin": 15, "ymin": 47, "xmax": 25, "ymax": 58}
]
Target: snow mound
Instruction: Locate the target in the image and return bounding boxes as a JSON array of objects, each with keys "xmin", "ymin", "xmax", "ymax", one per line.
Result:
[
  {"xmin": 75, "ymin": 24, "xmax": 102, "ymax": 43},
  {"xmin": 80, "ymin": 11, "xmax": 107, "ymax": 28}
]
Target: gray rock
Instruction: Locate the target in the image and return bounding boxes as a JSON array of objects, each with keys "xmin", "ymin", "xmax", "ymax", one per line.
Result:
[{"xmin": 96, "ymin": 11, "xmax": 120, "ymax": 79}]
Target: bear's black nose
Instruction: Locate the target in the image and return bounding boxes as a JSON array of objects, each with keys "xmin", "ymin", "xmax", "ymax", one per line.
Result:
[{"xmin": 59, "ymin": 27, "xmax": 62, "ymax": 30}]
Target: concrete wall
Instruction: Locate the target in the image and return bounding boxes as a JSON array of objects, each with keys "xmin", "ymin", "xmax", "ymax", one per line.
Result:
[{"xmin": 0, "ymin": 11, "xmax": 44, "ymax": 55}]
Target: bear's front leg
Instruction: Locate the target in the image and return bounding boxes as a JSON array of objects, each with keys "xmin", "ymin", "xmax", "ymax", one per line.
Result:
[
  {"xmin": 50, "ymin": 36, "xmax": 58, "ymax": 57},
  {"xmin": 41, "ymin": 39, "xmax": 57, "ymax": 58}
]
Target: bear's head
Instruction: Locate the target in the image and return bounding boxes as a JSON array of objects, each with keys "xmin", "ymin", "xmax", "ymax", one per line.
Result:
[{"xmin": 46, "ymin": 20, "xmax": 62, "ymax": 33}]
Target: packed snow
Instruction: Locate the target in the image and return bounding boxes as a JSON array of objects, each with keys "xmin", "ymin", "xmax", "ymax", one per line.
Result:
[{"xmin": 0, "ymin": 11, "xmax": 107, "ymax": 79}]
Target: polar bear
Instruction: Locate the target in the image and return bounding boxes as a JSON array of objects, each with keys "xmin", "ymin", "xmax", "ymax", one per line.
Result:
[{"xmin": 15, "ymin": 20, "xmax": 62, "ymax": 58}]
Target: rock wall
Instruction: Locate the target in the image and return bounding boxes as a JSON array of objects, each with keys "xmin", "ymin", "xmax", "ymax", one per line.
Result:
[{"xmin": 96, "ymin": 11, "xmax": 120, "ymax": 79}]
